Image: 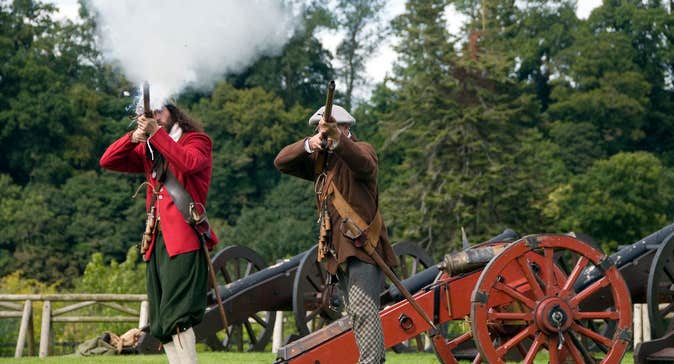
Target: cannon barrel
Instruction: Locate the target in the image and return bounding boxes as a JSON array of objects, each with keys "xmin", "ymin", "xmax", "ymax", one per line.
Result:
[
  {"xmin": 484, "ymin": 228, "xmax": 519, "ymax": 243},
  {"xmin": 574, "ymin": 222, "xmax": 674, "ymax": 292},
  {"xmin": 437, "ymin": 228, "xmax": 518, "ymax": 276},
  {"xmin": 439, "ymin": 244, "xmax": 508, "ymax": 276},
  {"xmin": 208, "ymin": 253, "xmax": 304, "ymax": 311},
  {"xmin": 384, "ymin": 229, "xmax": 519, "ymax": 303},
  {"xmin": 439, "ymin": 228, "xmax": 518, "ymax": 275}
]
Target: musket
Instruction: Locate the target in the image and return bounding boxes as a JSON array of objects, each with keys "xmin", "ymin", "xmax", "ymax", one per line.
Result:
[
  {"xmin": 315, "ymin": 81, "xmax": 336, "ymax": 262},
  {"xmin": 320, "ymin": 80, "xmax": 336, "ymax": 150},
  {"xmin": 142, "ymin": 81, "xmax": 152, "ymax": 118}
]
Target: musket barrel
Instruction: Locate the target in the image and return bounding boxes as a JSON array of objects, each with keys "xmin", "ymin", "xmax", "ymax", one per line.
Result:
[
  {"xmin": 320, "ymin": 80, "xmax": 336, "ymax": 150},
  {"xmin": 142, "ymin": 81, "xmax": 152, "ymax": 118}
]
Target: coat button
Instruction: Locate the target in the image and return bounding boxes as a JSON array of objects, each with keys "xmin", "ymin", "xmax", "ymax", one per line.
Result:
[{"xmin": 158, "ymin": 195, "xmax": 163, "ymax": 200}]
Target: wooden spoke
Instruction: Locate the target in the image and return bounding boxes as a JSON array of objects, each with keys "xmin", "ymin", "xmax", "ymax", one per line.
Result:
[
  {"xmin": 571, "ymin": 322, "xmax": 613, "ymax": 348},
  {"xmin": 543, "ymin": 247, "xmax": 555, "ymax": 294},
  {"xmin": 487, "ymin": 311, "xmax": 534, "ymax": 322},
  {"xmin": 575, "ymin": 310, "xmax": 620, "ymax": 320},
  {"xmin": 516, "ymin": 256, "xmax": 544, "ymax": 300},
  {"xmin": 494, "ymin": 282, "xmax": 536, "ymax": 309},
  {"xmin": 561, "ymin": 256, "xmax": 589, "ymax": 293},
  {"xmin": 570, "ymin": 275, "xmax": 610, "ymax": 307},
  {"xmin": 495, "ymin": 324, "xmax": 537, "ymax": 357},
  {"xmin": 522, "ymin": 334, "xmax": 544, "ymax": 364}
]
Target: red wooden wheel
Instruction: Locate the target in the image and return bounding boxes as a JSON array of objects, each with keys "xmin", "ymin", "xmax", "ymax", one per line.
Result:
[{"xmin": 470, "ymin": 234, "xmax": 632, "ymax": 364}]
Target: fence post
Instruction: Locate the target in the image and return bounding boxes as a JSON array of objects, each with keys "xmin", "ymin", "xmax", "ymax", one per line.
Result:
[
  {"xmin": 642, "ymin": 303, "xmax": 651, "ymax": 342},
  {"xmin": 138, "ymin": 300, "xmax": 149, "ymax": 328},
  {"xmin": 39, "ymin": 301, "xmax": 51, "ymax": 357},
  {"xmin": 272, "ymin": 310, "xmax": 283, "ymax": 353},
  {"xmin": 14, "ymin": 299, "xmax": 32, "ymax": 357}
]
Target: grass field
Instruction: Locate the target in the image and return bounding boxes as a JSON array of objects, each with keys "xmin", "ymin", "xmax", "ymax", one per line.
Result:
[{"xmin": 0, "ymin": 351, "xmax": 637, "ymax": 363}]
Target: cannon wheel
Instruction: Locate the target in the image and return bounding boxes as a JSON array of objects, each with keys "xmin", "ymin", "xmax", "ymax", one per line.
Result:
[
  {"xmin": 205, "ymin": 245, "xmax": 276, "ymax": 352},
  {"xmin": 388, "ymin": 241, "xmax": 434, "ymax": 353},
  {"xmin": 470, "ymin": 235, "xmax": 632, "ymax": 364},
  {"xmin": 648, "ymin": 232, "xmax": 674, "ymax": 339},
  {"xmin": 292, "ymin": 241, "xmax": 434, "ymax": 338},
  {"xmin": 292, "ymin": 245, "xmax": 343, "ymax": 337}
]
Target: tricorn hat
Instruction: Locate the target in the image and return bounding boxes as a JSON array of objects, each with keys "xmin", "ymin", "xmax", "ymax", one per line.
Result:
[{"xmin": 308, "ymin": 105, "xmax": 356, "ymax": 126}]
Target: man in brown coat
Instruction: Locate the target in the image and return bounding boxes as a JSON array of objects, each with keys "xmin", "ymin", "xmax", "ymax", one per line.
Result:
[{"xmin": 274, "ymin": 105, "xmax": 397, "ymax": 363}]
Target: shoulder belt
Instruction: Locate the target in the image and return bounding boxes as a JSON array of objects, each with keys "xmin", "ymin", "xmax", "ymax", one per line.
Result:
[
  {"xmin": 328, "ymin": 181, "xmax": 382, "ymax": 254},
  {"xmin": 164, "ymin": 170, "xmax": 213, "ymax": 243}
]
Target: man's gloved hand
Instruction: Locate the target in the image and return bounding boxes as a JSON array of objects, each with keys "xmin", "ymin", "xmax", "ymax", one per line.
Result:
[{"xmin": 137, "ymin": 115, "xmax": 159, "ymax": 137}]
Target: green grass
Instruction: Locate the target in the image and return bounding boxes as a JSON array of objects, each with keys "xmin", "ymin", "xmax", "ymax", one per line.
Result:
[
  {"xmin": 0, "ymin": 351, "xmax": 636, "ymax": 363},
  {"xmin": 0, "ymin": 352, "xmax": 428, "ymax": 364}
]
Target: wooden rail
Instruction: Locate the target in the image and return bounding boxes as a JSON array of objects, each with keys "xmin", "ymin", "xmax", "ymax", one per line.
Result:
[{"xmin": 0, "ymin": 294, "xmax": 148, "ymax": 357}]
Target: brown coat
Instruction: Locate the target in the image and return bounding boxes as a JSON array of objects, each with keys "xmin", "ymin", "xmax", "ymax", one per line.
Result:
[{"xmin": 274, "ymin": 133, "xmax": 398, "ymax": 274}]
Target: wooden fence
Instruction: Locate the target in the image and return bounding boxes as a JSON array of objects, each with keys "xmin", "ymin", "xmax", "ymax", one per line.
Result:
[
  {"xmin": 0, "ymin": 296, "xmax": 658, "ymax": 358},
  {"xmin": 0, "ymin": 294, "xmax": 148, "ymax": 358}
]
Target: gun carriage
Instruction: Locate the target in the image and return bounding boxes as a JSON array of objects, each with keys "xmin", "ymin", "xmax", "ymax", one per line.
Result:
[
  {"xmin": 135, "ymin": 241, "xmax": 433, "ymax": 353},
  {"xmin": 276, "ymin": 223, "xmax": 674, "ymax": 364}
]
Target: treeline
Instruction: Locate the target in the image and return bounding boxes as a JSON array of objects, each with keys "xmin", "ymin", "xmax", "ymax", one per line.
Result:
[{"xmin": 0, "ymin": 0, "xmax": 673, "ymax": 289}]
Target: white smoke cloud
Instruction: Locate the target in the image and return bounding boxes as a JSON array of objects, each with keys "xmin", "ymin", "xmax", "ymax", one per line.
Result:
[{"xmin": 87, "ymin": 0, "xmax": 299, "ymax": 108}]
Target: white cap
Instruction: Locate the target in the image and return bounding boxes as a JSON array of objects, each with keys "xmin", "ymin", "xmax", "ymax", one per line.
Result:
[{"xmin": 308, "ymin": 105, "xmax": 356, "ymax": 126}]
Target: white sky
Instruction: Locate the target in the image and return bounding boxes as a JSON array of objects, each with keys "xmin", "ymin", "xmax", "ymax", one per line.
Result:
[{"xmin": 50, "ymin": 0, "xmax": 603, "ymax": 97}]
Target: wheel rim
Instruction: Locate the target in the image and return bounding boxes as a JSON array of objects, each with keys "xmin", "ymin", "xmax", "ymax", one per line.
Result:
[
  {"xmin": 207, "ymin": 245, "xmax": 275, "ymax": 351},
  {"xmin": 470, "ymin": 234, "xmax": 631, "ymax": 364},
  {"xmin": 292, "ymin": 241, "xmax": 435, "ymax": 340},
  {"xmin": 292, "ymin": 245, "xmax": 343, "ymax": 337},
  {"xmin": 647, "ymin": 232, "xmax": 674, "ymax": 338}
]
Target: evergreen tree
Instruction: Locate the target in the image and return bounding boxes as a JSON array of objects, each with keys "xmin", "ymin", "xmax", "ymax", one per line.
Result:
[
  {"xmin": 334, "ymin": 0, "xmax": 386, "ymax": 109},
  {"xmin": 229, "ymin": 2, "xmax": 335, "ymax": 108},
  {"xmin": 546, "ymin": 152, "xmax": 674, "ymax": 252},
  {"xmin": 372, "ymin": 0, "xmax": 551, "ymax": 257},
  {"xmin": 192, "ymin": 82, "xmax": 310, "ymax": 225}
]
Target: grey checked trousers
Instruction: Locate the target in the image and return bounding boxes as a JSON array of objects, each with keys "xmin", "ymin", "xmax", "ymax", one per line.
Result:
[{"xmin": 338, "ymin": 257, "xmax": 386, "ymax": 364}]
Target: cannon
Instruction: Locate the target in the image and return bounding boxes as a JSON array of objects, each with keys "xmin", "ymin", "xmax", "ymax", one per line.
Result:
[
  {"xmin": 276, "ymin": 223, "xmax": 674, "ymax": 364},
  {"xmin": 135, "ymin": 240, "xmax": 433, "ymax": 353}
]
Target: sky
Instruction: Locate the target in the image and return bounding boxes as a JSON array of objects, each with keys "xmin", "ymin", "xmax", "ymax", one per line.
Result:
[{"xmin": 49, "ymin": 0, "xmax": 603, "ymax": 98}]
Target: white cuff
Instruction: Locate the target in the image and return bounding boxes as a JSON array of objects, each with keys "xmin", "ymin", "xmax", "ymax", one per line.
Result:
[{"xmin": 304, "ymin": 138, "xmax": 314, "ymax": 153}]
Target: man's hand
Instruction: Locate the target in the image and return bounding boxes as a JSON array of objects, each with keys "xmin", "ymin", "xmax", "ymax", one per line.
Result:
[
  {"xmin": 137, "ymin": 115, "xmax": 159, "ymax": 137},
  {"xmin": 307, "ymin": 132, "xmax": 324, "ymax": 152},
  {"xmin": 131, "ymin": 127, "xmax": 147, "ymax": 143},
  {"xmin": 318, "ymin": 116, "xmax": 340, "ymax": 141}
]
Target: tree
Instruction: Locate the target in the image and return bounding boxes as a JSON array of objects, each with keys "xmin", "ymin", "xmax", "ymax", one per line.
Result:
[
  {"xmin": 0, "ymin": 0, "xmax": 131, "ymax": 184},
  {"xmin": 546, "ymin": 1, "xmax": 673, "ymax": 156},
  {"xmin": 221, "ymin": 178, "xmax": 317, "ymax": 261},
  {"xmin": 191, "ymin": 82, "xmax": 310, "ymax": 223},
  {"xmin": 334, "ymin": 0, "xmax": 386, "ymax": 109},
  {"xmin": 370, "ymin": 0, "xmax": 551, "ymax": 258},
  {"xmin": 547, "ymin": 29, "xmax": 651, "ymax": 154},
  {"xmin": 229, "ymin": 2, "xmax": 336, "ymax": 108},
  {"xmin": 545, "ymin": 152, "xmax": 674, "ymax": 252}
]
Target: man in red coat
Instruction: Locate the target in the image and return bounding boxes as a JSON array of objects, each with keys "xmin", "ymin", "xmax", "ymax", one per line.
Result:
[{"xmin": 100, "ymin": 104, "xmax": 217, "ymax": 364}]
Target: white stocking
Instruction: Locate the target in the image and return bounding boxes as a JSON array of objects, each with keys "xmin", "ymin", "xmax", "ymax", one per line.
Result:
[
  {"xmin": 163, "ymin": 341, "xmax": 180, "ymax": 364},
  {"xmin": 172, "ymin": 327, "xmax": 198, "ymax": 364}
]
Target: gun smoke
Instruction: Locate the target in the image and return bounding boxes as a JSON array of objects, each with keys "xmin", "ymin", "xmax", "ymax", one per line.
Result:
[{"xmin": 87, "ymin": 0, "xmax": 299, "ymax": 109}]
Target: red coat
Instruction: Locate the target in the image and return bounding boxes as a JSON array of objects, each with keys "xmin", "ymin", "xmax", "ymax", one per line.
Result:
[{"xmin": 100, "ymin": 128, "xmax": 219, "ymax": 261}]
